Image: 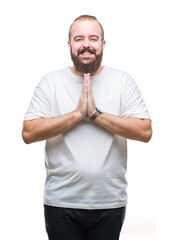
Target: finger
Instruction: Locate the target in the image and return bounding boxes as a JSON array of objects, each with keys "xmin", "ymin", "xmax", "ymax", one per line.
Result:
[
  {"xmin": 88, "ymin": 77, "xmax": 93, "ymax": 96},
  {"xmin": 82, "ymin": 78, "xmax": 88, "ymax": 97},
  {"xmin": 84, "ymin": 73, "xmax": 90, "ymax": 85}
]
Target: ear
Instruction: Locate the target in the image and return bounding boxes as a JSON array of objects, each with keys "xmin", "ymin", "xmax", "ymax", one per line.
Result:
[
  {"xmin": 102, "ymin": 40, "xmax": 106, "ymax": 50},
  {"xmin": 67, "ymin": 40, "xmax": 71, "ymax": 50}
]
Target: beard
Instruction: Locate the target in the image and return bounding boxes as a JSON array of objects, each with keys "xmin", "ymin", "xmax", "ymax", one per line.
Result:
[{"xmin": 70, "ymin": 48, "xmax": 103, "ymax": 75}]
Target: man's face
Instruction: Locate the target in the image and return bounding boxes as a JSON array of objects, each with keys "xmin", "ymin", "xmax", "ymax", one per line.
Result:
[{"xmin": 68, "ymin": 19, "xmax": 106, "ymax": 74}]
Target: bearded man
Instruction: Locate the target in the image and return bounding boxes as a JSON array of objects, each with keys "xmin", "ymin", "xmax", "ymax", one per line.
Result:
[{"xmin": 22, "ymin": 15, "xmax": 152, "ymax": 240}]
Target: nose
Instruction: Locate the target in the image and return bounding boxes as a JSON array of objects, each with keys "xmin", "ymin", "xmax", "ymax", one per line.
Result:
[{"xmin": 82, "ymin": 37, "xmax": 90, "ymax": 48}]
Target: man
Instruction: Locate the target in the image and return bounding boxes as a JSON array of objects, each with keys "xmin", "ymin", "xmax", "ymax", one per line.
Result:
[{"xmin": 22, "ymin": 15, "xmax": 152, "ymax": 240}]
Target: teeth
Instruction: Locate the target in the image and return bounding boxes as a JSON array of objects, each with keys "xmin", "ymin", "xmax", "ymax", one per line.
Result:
[{"xmin": 82, "ymin": 52, "xmax": 92, "ymax": 55}]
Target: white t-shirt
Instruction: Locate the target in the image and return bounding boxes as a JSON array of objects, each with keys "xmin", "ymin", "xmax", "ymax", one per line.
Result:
[{"xmin": 24, "ymin": 66, "xmax": 151, "ymax": 209}]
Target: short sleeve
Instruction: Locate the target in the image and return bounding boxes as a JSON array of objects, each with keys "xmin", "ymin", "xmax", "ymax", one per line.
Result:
[
  {"xmin": 24, "ymin": 76, "xmax": 51, "ymax": 121},
  {"xmin": 122, "ymin": 74, "xmax": 151, "ymax": 119}
]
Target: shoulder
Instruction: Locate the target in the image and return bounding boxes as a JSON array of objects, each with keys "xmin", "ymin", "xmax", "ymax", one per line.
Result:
[
  {"xmin": 104, "ymin": 66, "xmax": 133, "ymax": 82},
  {"xmin": 38, "ymin": 67, "xmax": 69, "ymax": 87},
  {"xmin": 44, "ymin": 67, "xmax": 69, "ymax": 81}
]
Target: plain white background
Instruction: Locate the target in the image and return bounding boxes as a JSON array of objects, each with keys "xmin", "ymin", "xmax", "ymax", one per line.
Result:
[{"xmin": 0, "ymin": 0, "xmax": 173, "ymax": 239}]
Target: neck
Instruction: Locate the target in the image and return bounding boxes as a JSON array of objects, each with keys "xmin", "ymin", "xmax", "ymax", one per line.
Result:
[{"xmin": 70, "ymin": 65, "xmax": 104, "ymax": 76}]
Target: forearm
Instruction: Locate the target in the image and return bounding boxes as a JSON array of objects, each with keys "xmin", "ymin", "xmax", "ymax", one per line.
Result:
[
  {"xmin": 22, "ymin": 110, "xmax": 83, "ymax": 144},
  {"xmin": 95, "ymin": 113, "xmax": 152, "ymax": 142}
]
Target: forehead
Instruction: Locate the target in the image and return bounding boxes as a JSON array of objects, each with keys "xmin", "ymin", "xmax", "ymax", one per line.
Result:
[{"xmin": 70, "ymin": 19, "xmax": 102, "ymax": 38}]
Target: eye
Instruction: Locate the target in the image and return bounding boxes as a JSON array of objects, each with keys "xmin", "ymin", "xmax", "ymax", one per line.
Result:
[
  {"xmin": 76, "ymin": 38, "xmax": 82, "ymax": 41},
  {"xmin": 74, "ymin": 37, "xmax": 83, "ymax": 42},
  {"xmin": 90, "ymin": 36, "xmax": 99, "ymax": 41}
]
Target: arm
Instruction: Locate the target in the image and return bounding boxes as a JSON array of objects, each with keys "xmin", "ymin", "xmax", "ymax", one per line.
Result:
[
  {"xmin": 22, "ymin": 73, "xmax": 152, "ymax": 144},
  {"xmin": 22, "ymin": 111, "xmax": 83, "ymax": 144},
  {"xmin": 95, "ymin": 114, "xmax": 152, "ymax": 142},
  {"xmin": 22, "ymin": 76, "xmax": 88, "ymax": 144},
  {"xmin": 86, "ymin": 73, "xmax": 152, "ymax": 143}
]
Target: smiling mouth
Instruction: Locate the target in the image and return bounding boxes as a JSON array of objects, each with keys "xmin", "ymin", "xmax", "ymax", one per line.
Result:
[
  {"xmin": 81, "ymin": 51, "xmax": 94, "ymax": 55},
  {"xmin": 78, "ymin": 48, "xmax": 96, "ymax": 55}
]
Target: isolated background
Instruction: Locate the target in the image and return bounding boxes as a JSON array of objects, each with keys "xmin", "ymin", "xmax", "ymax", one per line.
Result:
[{"xmin": 0, "ymin": 0, "xmax": 173, "ymax": 239}]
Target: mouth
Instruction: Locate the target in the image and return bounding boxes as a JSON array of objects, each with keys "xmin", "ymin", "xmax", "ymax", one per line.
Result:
[
  {"xmin": 78, "ymin": 48, "xmax": 96, "ymax": 56},
  {"xmin": 81, "ymin": 51, "xmax": 94, "ymax": 55}
]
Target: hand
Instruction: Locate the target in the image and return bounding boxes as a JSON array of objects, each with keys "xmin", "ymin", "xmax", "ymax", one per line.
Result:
[
  {"xmin": 75, "ymin": 75, "xmax": 88, "ymax": 118},
  {"xmin": 84, "ymin": 73, "xmax": 96, "ymax": 117},
  {"xmin": 75, "ymin": 73, "xmax": 96, "ymax": 119}
]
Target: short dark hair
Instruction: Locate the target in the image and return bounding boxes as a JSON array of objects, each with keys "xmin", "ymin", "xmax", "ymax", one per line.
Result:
[{"xmin": 68, "ymin": 15, "xmax": 104, "ymax": 42}]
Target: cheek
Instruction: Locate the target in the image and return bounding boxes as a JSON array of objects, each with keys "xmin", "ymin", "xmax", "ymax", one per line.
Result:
[
  {"xmin": 95, "ymin": 46, "xmax": 102, "ymax": 54},
  {"xmin": 71, "ymin": 44, "xmax": 81, "ymax": 54},
  {"xmin": 92, "ymin": 43, "xmax": 103, "ymax": 52}
]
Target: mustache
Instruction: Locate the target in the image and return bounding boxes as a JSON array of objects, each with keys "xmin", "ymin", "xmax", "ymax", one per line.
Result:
[{"xmin": 78, "ymin": 48, "xmax": 96, "ymax": 55}]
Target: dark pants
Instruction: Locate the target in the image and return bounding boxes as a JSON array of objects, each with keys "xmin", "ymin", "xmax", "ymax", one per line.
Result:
[{"xmin": 44, "ymin": 205, "xmax": 126, "ymax": 240}]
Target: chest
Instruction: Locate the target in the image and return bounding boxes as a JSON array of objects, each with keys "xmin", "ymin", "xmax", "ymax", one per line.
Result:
[{"xmin": 50, "ymin": 77, "xmax": 123, "ymax": 117}]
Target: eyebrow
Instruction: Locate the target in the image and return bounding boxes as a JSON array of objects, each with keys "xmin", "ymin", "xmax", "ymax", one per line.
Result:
[
  {"xmin": 73, "ymin": 35, "xmax": 99, "ymax": 40},
  {"xmin": 90, "ymin": 35, "xmax": 99, "ymax": 39},
  {"xmin": 74, "ymin": 35, "xmax": 83, "ymax": 40}
]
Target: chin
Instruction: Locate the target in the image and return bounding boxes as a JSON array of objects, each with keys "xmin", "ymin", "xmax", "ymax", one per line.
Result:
[
  {"xmin": 80, "ymin": 59, "xmax": 95, "ymax": 65},
  {"xmin": 71, "ymin": 50, "xmax": 103, "ymax": 75}
]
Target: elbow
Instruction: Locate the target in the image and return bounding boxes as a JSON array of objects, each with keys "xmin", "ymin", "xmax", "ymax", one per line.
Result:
[
  {"xmin": 142, "ymin": 128, "xmax": 153, "ymax": 143},
  {"xmin": 22, "ymin": 120, "xmax": 36, "ymax": 144},
  {"xmin": 140, "ymin": 119, "xmax": 153, "ymax": 143},
  {"xmin": 22, "ymin": 126, "xmax": 34, "ymax": 144},
  {"xmin": 22, "ymin": 130, "xmax": 32, "ymax": 144}
]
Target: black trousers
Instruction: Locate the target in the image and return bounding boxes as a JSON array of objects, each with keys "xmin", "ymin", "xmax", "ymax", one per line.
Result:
[{"xmin": 44, "ymin": 205, "xmax": 126, "ymax": 240}]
